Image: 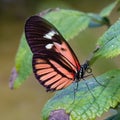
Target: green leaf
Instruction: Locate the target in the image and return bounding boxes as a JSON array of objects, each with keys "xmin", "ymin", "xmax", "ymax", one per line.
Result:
[
  {"xmin": 88, "ymin": 1, "xmax": 118, "ymax": 28},
  {"xmin": 92, "ymin": 19, "xmax": 120, "ymax": 61},
  {"xmin": 42, "ymin": 69, "xmax": 120, "ymax": 120},
  {"xmin": 100, "ymin": 1, "xmax": 118, "ymax": 17},
  {"xmin": 10, "ymin": 34, "xmax": 32, "ymax": 88},
  {"xmin": 10, "ymin": 9, "xmax": 92, "ymax": 89},
  {"xmin": 11, "ymin": 7, "xmax": 118, "ymax": 88},
  {"xmin": 44, "ymin": 9, "xmax": 91, "ymax": 40}
]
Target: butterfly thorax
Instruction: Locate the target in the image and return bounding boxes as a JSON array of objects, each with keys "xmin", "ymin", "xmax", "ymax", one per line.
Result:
[{"xmin": 75, "ymin": 62, "xmax": 90, "ymax": 82}]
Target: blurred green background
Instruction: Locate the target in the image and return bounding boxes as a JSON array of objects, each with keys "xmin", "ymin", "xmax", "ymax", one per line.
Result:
[{"xmin": 0, "ymin": 0, "xmax": 119, "ymax": 120}]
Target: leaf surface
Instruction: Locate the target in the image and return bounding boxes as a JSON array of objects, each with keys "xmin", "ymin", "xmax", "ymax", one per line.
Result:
[{"xmin": 42, "ymin": 69, "xmax": 120, "ymax": 120}]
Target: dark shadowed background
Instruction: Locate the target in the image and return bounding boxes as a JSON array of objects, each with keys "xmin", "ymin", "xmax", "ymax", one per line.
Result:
[{"xmin": 0, "ymin": 0, "xmax": 119, "ymax": 120}]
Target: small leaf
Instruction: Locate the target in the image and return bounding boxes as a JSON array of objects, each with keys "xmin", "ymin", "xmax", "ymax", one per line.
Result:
[
  {"xmin": 100, "ymin": 1, "xmax": 118, "ymax": 17},
  {"xmin": 10, "ymin": 34, "xmax": 32, "ymax": 89},
  {"xmin": 88, "ymin": 13, "xmax": 110, "ymax": 27},
  {"xmin": 42, "ymin": 69, "xmax": 120, "ymax": 120},
  {"xmin": 88, "ymin": 1, "xmax": 118, "ymax": 28},
  {"xmin": 9, "ymin": 67, "xmax": 18, "ymax": 89},
  {"xmin": 93, "ymin": 19, "xmax": 120, "ymax": 60}
]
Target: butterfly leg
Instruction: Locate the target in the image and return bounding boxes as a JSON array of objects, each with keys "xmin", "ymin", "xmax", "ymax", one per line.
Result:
[
  {"xmin": 91, "ymin": 73, "xmax": 106, "ymax": 87},
  {"xmin": 70, "ymin": 81, "xmax": 79, "ymax": 104},
  {"xmin": 83, "ymin": 78, "xmax": 96, "ymax": 100},
  {"xmin": 84, "ymin": 73, "xmax": 105, "ymax": 87}
]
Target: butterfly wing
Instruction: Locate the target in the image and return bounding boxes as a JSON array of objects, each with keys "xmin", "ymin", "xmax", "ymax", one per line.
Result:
[{"xmin": 25, "ymin": 16, "xmax": 81, "ymax": 91}]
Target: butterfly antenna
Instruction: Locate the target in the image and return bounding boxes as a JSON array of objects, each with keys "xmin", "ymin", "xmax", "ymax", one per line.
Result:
[{"xmin": 85, "ymin": 63, "xmax": 105, "ymax": 87}]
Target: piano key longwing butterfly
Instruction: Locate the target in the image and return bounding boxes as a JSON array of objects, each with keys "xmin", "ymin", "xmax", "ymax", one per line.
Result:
[{"xmin": 25, "ymin": 15, "xmax": 89, "ymax": 91}]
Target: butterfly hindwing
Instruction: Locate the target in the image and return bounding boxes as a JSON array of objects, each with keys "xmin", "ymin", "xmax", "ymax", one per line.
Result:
[
  {"xmin": 33, "ymin": 54, "xmax": 73, "ymax": 91},
  {"xmin": 25, "ymin": 16, "xmax": 81, "ymax": 91}
]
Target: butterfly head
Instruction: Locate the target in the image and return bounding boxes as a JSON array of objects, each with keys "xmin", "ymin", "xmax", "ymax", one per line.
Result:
[{"xmin": 77, "ymin": 61, "xmax": 91, "ymax": 80}]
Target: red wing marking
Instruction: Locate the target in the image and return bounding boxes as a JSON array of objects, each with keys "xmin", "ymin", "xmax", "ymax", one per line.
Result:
[
  {"xmin": 40, "ymin": 71, "xmax": 57, "ymax": 81},
  {"xmin": 56, "ymin": 80, "xmax": 73, "ymax": 90},
  {"xmin": 36, "ymin": 59, "xmax": 46, "ymax": 63},
  {"xmin": 36, "ymin": 68, "xmax": 54, "ymax": 75},
  {"xmin": 53, "ymin": 42, "xmax": 79, "ymax": 72},
  {"xmin": 35, "ymin": 64, "xmax": 51, "ymax": 70},
  {"xmin": 44, "ymin": 74, "xmax": 62, "ymax": 85},
  {"xmin": 49, "ymin": 60, "xmax": 73, "ymax": 79},
  {"xmin": 50, "ymin": 78, "xmax": 69, "ymax": 89}
]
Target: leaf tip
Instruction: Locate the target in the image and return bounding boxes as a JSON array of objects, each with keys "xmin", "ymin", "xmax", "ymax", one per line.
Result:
[
  {"xmin": 9, "ymin": 67, "xmax": 18, "ymax": 89},
  {"xmin": 37, "ymin": 8, "xmax": 60, "ymax": 17}
]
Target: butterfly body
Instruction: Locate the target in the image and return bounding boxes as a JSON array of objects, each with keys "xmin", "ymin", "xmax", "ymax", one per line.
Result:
[{"xmin": 25, "ymin": 15, "xmax": 89, "ymax": 91}]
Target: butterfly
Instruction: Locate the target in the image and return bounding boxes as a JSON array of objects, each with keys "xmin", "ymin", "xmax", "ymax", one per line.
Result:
[{"xmin": 25, "ymin": 15, "xmax": 89, "ymax": 91}]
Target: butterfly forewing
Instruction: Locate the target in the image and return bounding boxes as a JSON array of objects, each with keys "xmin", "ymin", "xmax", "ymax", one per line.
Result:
[{"xmin": 25, "ymin": 15, "xmax": 81, "ymax": 91}]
